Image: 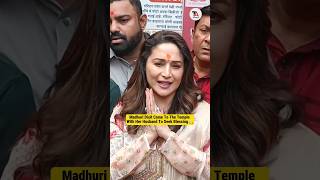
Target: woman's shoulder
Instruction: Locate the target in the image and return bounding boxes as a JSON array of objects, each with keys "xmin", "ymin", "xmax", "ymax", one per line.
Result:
[
  {"xmin": 280, "ymin": 123, "xmax": 320, "ymax": 144},
  {"xmin": 192, "ymin": 101, "xmax": 210, "ymax": 126},
  {"xmin": 264, "ymin": 123, "xmax": 320, "ymax": 180},
  {"xmin": 1, "ymin": 128, "xmax": 42, "ymax": 180},
  {"xmin": 193, "ymin": 100, "xmax": 210, "ymax": 115},
  {"xmin": 110, "ymin": 103, "xmax": 123, "ymax": 120},
  {"xmin": 276, "ymin": 123, "xmax": 320, "ymax": 154},
  {"xmin": 110, "ymin": 103, "xmax": 126, "ymax": 132}
]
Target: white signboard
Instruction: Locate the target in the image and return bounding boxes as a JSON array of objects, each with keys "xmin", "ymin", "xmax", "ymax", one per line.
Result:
[
  {"xmin": 141, "ymin": 0, "xmax": 184, "ymax": 35},
  {"xmin": 185, "ymin": 0, "xmax": 210, "ymax": 8}
]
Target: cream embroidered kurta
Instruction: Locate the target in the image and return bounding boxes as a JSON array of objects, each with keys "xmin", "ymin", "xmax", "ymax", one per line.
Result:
[
  {"xmin": 1, "ymin": 128, "xmax": 41, "ymax": 180},
  {"xmin": 110, "ymin": 101, "xmax": 210, "ymax": 180}
]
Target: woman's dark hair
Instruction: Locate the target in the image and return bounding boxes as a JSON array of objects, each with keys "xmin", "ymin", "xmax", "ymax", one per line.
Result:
[
  {"xmin": 120, "ymin": 30, "xmax": 202, "ymax": 134},
  {"xmin": 25, "ymin": 0, "xmax": 109, "ymax": 178},
  {"xmin": 212, "ymin": 0, "xmax": 300, "ymax": 166}
]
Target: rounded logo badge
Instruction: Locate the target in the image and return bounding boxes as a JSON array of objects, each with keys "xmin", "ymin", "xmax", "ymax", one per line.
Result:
[{"xmin": 189, "ymin": 8, "xmax": 202, "ymax": 21}]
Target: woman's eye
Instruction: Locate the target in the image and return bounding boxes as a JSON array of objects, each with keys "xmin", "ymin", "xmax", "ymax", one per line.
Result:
[
  {"xmin": 154, "ymin": 62, "xmax": 162, "ymax": 67},
  {"xmin": 172, "ymin": 64, "xmax": 182, "ymax": 69}
]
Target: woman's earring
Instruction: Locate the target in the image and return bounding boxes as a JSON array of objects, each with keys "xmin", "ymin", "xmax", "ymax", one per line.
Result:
[
  {"xmin": 155, "ymin": 106, "xmax": 161, "ymax": 114},
  {"xmin": 197, "ymin": 94, "xmax": 201, "ymax": 101}
]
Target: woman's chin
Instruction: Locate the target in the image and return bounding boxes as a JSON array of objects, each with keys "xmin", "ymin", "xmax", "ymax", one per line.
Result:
[{"xmin": 152, "ymin": 88, "xmax": 174, "ymax": 98}]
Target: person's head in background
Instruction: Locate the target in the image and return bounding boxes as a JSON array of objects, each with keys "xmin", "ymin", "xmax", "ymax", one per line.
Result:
[
  {"xmin": 19, "ymin": 0, "xmax": 109, "ymax": 178},
  {"xmin": 212, "ymin": 0, "xmax": 299, "ymax": 166},
  {"xmin": 192, "ymin": 5, "xmax": 210, "ymax": 76},
  {"xmin": 110, "ymin": 0, "xmax": 147, "ymax": 61},
  {"xmin": 120, "ymin": 31, "xmax": 202, "ymax": 134}
]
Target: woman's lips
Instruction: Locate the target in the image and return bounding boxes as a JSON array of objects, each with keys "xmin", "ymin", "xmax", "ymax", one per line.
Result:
[{"xmin": 157, "ymin": 81, "xmax": 172, "ymax": 89}]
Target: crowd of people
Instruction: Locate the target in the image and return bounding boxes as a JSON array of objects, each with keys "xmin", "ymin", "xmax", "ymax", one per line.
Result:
[{"xmin": 0, "ymin": 0, "xmax": 319, "ymax": 179}]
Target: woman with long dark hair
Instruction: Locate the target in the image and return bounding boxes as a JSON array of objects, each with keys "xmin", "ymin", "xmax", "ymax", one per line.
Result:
[
  {"xmin": 110, "ymin": 31, "xmax": 210, "ymax": 179},
  {"xmin": 1, "ymin": 0, "xmax": 108, "ymax": 179},
  {"xmin": 212, "ymin": 0, "xmax": 320, "ymax": 179}
]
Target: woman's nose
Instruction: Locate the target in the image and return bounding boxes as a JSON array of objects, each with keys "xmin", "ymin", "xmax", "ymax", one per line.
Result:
[{"xmin": 161, "ymin": 64, "xmax": 172, "ymax": 78}]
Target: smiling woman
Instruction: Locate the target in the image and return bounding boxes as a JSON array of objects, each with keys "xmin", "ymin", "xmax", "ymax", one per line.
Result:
[
  {"xmin": 110, "ymin": 30, "xmax": 210, "ymax": 180},
  {"xmin": 146, "ymin": 43, "xmax": 184, "ymax": 108}
]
